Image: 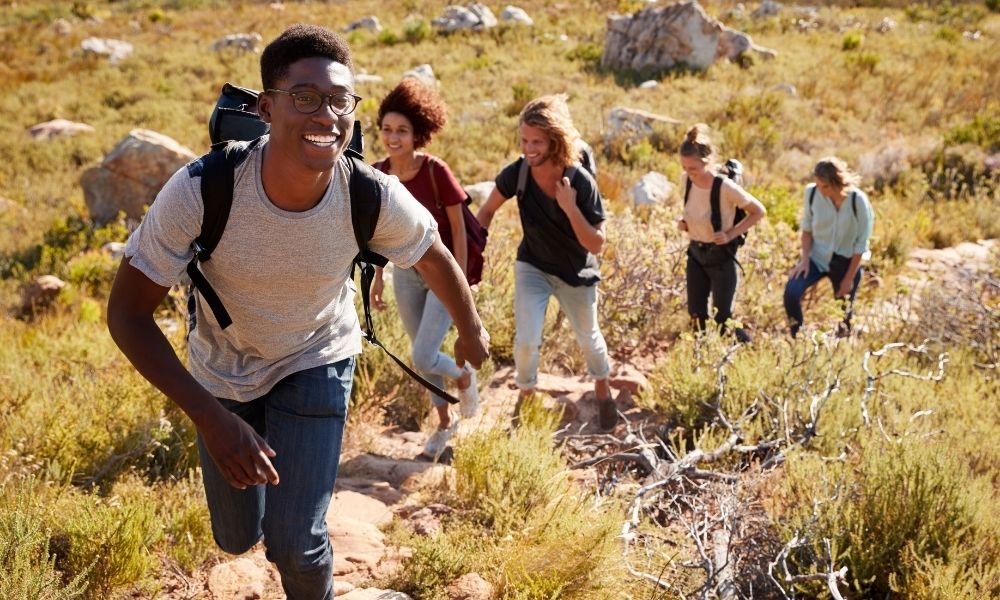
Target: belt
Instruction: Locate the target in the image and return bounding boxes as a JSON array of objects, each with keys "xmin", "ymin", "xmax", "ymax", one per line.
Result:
[{"xmin": 689, "ymin": 241, "xmax": 717, "ymax": 250}]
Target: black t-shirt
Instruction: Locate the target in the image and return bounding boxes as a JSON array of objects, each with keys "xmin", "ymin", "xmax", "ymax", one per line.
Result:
[{"xmin": 495, "ymin": 157, "xmax": 606, "ymax": 286}]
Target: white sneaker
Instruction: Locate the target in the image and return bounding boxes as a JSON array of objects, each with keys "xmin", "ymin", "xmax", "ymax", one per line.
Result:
[
  {"xmin": 423, "ymin": 421, "xmax": 458, "ymax": 459},
  {"xmin": 458, "ymin": 365, "xmax": 480, "ymax": 418}
]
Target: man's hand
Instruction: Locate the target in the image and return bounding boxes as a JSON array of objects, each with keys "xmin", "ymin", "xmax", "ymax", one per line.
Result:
[
  {"xmin": 712, "ymin": 230, "xmax": 730, "ymax": 245},
  {"xmin": 788, "ymin": 258, "xmax": 809, "ymax": 279},
  {"xmin": 200, "ymin": 409, "xmax": 279, "ymax": 489},
  {"xmin": 555, "ymin": 176, "xmax": 577, "ymax": 213},
  {"xmin": 677, "ymin": 217, "xmax": 688, "ymax": 232},
  {"xmin": 454, "ymin": 325, "xmax": 490, "ymax": 370}
]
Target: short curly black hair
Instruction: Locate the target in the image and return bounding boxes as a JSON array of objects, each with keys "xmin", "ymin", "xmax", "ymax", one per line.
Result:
[
  {"xmin": 376, "ymin": 78, "xmax": 448, "ymax": 150},
  {"xmin": 260, "ymin": 24, "xmax": 353, "ymax": 91}
]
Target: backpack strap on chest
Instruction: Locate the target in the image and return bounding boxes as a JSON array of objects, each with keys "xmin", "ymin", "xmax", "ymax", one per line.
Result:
[
  {"xmin": 515, "ymin": 157, "xmax": 530, "ymax": 201},
  {"xmin": 709, "ymin": 175, "xmax": 725, "ymax": 233},
  {"xmin": 187, "ymin": 138, "xmax": 261, "ymax": 329}
]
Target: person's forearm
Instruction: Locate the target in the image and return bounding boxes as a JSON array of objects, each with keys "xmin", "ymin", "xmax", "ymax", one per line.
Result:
[
  {"xmin": 563, "ymin": 205, "xmax": 605, "ymax": 254},
  {"xmin": 800, "ymin": 231, "xmax": 813, "ymax": 262},
  {"xmin": 844, "ymin": 254, "xmax": 863, "ymax": 283},
  {"xmin": 413, "ymin": 239, "xmax": 482, "ymax": 337},
  {"xmin": 449, "ymin": 213, "xmax": 468, "ymax": 275}
]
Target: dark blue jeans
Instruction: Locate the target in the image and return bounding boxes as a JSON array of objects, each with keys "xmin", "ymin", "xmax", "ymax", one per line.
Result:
[
  {"xmin": 783, "ymin": 255, "xmax": 862, "ymax": 337},
  {"xmin": 197, "ymin": 358, "xmax": 354, "ymax": 600}
]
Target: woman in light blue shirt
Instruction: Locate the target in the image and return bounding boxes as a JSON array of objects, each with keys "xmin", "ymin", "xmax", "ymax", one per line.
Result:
[{"xmin": 784, "ymin": 157, "xmax": 874, "ymax": 337}]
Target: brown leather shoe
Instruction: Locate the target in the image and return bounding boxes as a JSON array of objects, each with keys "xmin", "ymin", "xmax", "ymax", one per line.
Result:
[{"xmin": 598, "ymin": 397, "xmax": 617, "ymax": 431}]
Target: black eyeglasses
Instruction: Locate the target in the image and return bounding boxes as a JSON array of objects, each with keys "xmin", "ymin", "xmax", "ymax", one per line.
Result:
[{"xmin": 266, "ymin": 89, "xmax": 362, "ymax": 115}]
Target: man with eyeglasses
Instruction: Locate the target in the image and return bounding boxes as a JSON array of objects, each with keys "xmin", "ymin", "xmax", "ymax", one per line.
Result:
[{"xmin": 107, "ymin": 24, "xmax": 489, "ymax": 599}]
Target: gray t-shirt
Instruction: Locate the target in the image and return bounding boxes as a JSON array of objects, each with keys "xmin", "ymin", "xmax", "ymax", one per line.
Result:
[{"xmin": 125, "ymin": 137, "xmax": 436, "ymax": 401}]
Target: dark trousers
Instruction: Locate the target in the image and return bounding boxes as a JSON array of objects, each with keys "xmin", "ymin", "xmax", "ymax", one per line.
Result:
[
  {"xmin": 783, "ymin": 254, "xmax": 862, "ymax": 337},
  {"xmin": 686, "ymin": 242, "xmax": 739, "ymax": 331}
]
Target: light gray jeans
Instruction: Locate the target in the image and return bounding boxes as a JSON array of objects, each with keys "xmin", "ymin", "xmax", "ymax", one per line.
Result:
[
  {"xmin": 393, "ymin": 265, "xmax": 464, "ymax": 407},
  {"xmin": 513, "ymin": 260, "xmax": 611, "ymax": 390}
]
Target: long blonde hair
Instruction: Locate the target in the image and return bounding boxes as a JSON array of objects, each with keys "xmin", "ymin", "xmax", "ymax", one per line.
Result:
[
  {"xmin": 519, "ymin": 94, "xmax": 581, "ymax": 167},
  {"xmin": 813, "ymin": 156, "xmax": 860, "ymax": 188}
]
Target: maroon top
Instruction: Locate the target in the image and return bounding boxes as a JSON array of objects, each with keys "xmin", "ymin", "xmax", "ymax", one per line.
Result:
[{"xmin": 373, "ymin": 155, "xmax": 466, "ymax": 253}]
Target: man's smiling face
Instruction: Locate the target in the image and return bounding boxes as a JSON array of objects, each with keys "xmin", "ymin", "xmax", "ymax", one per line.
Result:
[{"xmin": 259, "ymin": 56, "xmax": 355, "ymax": 174}]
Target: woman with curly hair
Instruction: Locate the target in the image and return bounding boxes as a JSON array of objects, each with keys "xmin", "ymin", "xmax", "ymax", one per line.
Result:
[{"xmin": 371, "ymin": 77, "xmax": 480, "ymax": 458}]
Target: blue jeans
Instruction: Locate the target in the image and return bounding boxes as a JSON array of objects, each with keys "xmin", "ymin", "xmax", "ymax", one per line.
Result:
[
  {"xmin": 513, "ymin": 261, "xmax": 611, "ymax": 389},
  {"xmin": 393, "ymin": 266, "xmax": 464, "ymax": 407},
  {"xmin": 783, "ymin": 255, "xmax": 862, "ymax": 336},
  {"xmin": 197, "ymin": 358, "xmax": 354, "ymax": 600}
]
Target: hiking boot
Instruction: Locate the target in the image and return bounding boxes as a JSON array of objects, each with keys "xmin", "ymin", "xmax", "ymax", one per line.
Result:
[
  {"xmin": 598, "ymin": 397, "xmax": 617, "ymax": 431},
  {"xmin": 835, "ymin": 321, "xmax": 851, "ymax": 338},
  {"xmin": 458, "ymin": 364, "xmax": 480, "ymax": 418},
  {"xmin": 423, "ymin": 421, "xmax": 458, "ymax": 459},
  {"xmin": 734, "ymin": 327, "xmax": 752, "ymax": 344}
]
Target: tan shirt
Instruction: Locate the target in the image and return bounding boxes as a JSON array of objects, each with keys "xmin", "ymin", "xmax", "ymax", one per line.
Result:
[{"xmin": 682, "ymin": 175, "xmax": 755, "ymax": 243}]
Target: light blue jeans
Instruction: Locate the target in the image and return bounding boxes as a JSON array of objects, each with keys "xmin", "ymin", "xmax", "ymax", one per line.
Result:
[
  {"xmin": 513, "ymin": 260, "xmax": 611, "ymax": 389},
  {"xmin": 393, "ymin": 265, "xmax": 464, "ymax": 407},
  {"xmin": 197, "ymin": 358, "xmax": 354, "ymax": 600}
]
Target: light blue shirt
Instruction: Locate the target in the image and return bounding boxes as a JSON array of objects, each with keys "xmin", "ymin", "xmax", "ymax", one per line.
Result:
[{"xmin": 801, "ymin": 183, "xmax": 874, "ymax": 272}]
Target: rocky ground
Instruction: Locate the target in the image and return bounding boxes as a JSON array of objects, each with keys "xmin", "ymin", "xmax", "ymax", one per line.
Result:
[{"xmin": 152, "ymin": 240, "xmax": 996, "ymax": 599}]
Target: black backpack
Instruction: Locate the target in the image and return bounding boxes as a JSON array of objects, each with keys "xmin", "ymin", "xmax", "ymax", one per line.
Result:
[
  {"xmin": 684, "ymin": 159, "xmax": 748, "ymax": 248},
  {"xmin": 187, "ymin": 83, "xmax": 459, "ymax": 404}
]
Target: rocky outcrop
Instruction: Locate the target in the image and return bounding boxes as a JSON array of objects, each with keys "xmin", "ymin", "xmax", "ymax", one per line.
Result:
[
  {"xmin": 602, "ymin": 1, "xmax": 776, "ymax": 72},
  {"xmin": 19, "ymin": 275, "xmax": 65, "ymax": 316},
  {"xmin": 605, "ymin": 106, "xmax": 680, "ymax": 146},
  {"xmin": 28, "ymin": 119, "xmax": 95, "ymax": 141},
  {"xmin": 631, "ymin": 171, "xmax": 675, "ymax": 206},
  {"xmin": 80, "ymin": 129, "xmax": 196, "ymax": 225},
  {"xmin": 81, "ymin": 37, "xmax": 133, "ymax": 63}
]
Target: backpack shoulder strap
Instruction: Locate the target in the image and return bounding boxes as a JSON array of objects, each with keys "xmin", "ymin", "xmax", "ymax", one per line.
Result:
[
  {"xmin": 344, "ymin": 149, "xmax": 388, "ymax": 268},
  {"xmin": 186, "ymin": 138, "xmax": 260, "ymax": 329},
  {"xmin": 851, "ymin": 190, "xmax": 857, "ymax": 218},
  {"xmin": 710, "ymin": 175, "xmax": 724, "ymax": 233},
  {"xmin": 515, "ymin": 157, "xmax": 530, "ymax": 200},
  {"xmin": 427, "ymin": 156, "xmax": 441, "ymax": 209},
  {"xmin": 564, "ymin": 164, "xmax": 579, "ymax": 186},
  {"xmin": 809, "ymin": 185, "xmax": 816, "ymax": 210},
  {"xmin": 684, "ymin": 177, "xmax": 692, "ymax": 205}
]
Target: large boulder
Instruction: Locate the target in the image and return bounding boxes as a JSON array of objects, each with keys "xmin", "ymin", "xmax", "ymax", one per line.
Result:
[
  {"xmin": 432, "ymin": 4, "xmax": 498, "ymax": 33},
  {"xmin": 631, "ymin": 171, "xmax": 674, "ymax": 206},
  {"xmin": 605, "ymin": 106, "xmax": 680, "ymax": 146},
  {"xmin": 81, "ymin": 129, "xmax": 196, "ymax": 225},
  {"xmin": 602, "ymin": 1, "xmax": 776, "ymax": 72}
]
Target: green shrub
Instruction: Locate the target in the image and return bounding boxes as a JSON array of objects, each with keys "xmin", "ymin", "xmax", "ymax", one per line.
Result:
[
  {"xmin": 51, "ymin": 484, "xmax": 160, "ymax": 598},
  {"xmin": 841, "ymin": 31, "xmax": 864, "ymax": 51},
  {"xmin": 844, "ymin": 51, "xmax": 880, "ymax": 73},
  {"xmin": 989, "ymin": 0, "xmax": 1000, "ymax": 13},
  {"xmin": 0, "ymin": 479, "xmax": 90, "ymax": 600},
  {"xmin": 945, "ymin": 109, "xmax": 1000, "ymax": 152},
  {"xmin": 377, "ymin": 29, "xmax": 401, "ymax": 46},
  {"xmin": 775, "ymin": 438, "xmax": 1000, "ymax": 598},
  {"xmin": 504, "ymin": 82, "xmax": 536, "ymax": 117},
  {"xmin": 403, "ymin": 18, "xmax": 431, "ymax": 44}
]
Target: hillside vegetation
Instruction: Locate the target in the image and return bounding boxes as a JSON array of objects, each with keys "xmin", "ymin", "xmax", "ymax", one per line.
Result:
[{"xmin": 1, "ymin": 0, "xmax": 998, "ymax": 598}]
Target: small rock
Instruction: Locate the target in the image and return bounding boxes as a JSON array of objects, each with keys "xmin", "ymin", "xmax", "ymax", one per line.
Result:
[
  {"xmin": 446, "ymin": 572, "xmax": 494, "ymax": 600},
  {"xmin": 963, "ymin": 30, "xmax": 982, "ymax": 41},
  {"xmin": 81, "ymin": 37, "xmax": 134, "ymax": 63},
  {"xmin": 28, "ymin": 119, "xmax": 95, "ymax": 141},
  {"xmin": 355, "ymin": 72, "xmax": 384, "ymax": 84},
  {"xmin": 52, "ymin": 18, "xmax": 72, "ymax": 35},
  {"xmin": 465, "ymin": 181, "xmax": 494, "ymax": 206},
  {"xmin": 630, "ymin": 171, "xmax": 674, "ymax": 206},
  {"xmin": 20, "ymin": 275, "xmax": 65, "ymax": 316},
  {"xmin": 402, "ymin": 64, "xmax": 437, "ymax": 86},
  {"xmin": 269, "ymin": 2, "xmax": 285, "ymax": 9},
  {"xmin": 209, "ymin": 32, "xmax": 262, "ymax": 54},
  {"xmin": 752, "ymin": 0, "xmax": 782, "ymax": 18},
  {"xmin": 334, "ymin": 580, "xmax": 356, "ymax": 595},
  {"xmin": 500, "ymin": 5, "xmax": 533, "ymax": 26},
  {"xmin": 638, "ymin": 80, "xmax": 659, "ymax": 89},
  {"xmin": 876, "ymin": 16, "xmax": 896, "ymax": 33},
  {"xmin": 207, "ymin": 556, "xmax": 274, "ymax": 600},
  {"xmin": 605, "ymin": 106, "xmax": 680, "ymax": 146},
  {"xmin": 345, "ymin": 16, "xmax": 383, "ymax": 33},
  {"xmin": 771, "ymin": 82, "xmax": 797, "ymax": 97}
]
